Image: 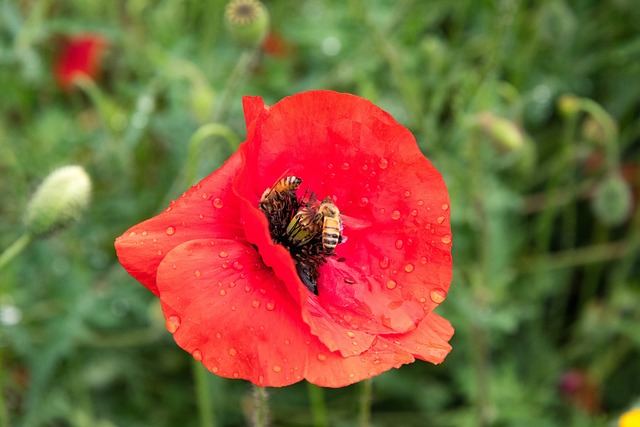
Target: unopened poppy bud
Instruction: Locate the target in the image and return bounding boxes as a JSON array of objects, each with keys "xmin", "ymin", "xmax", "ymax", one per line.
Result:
[
  {"xmin": 557, "ymin": 94, "xmax": 580, "ymax": 117},
  {"xmin": 591, "ymin": 172, "xmax": 632, "ymax": 226},
  {"xmin": 224, "ymin": 0, "xmax": 270, "ymax": 49},
  {"xmin": 25, "ymin": 165, "xmax": 92, "ymax": 237},
  {"xmin": 476, "ymin": 112, "xmax": 526, "ymax": 153}
]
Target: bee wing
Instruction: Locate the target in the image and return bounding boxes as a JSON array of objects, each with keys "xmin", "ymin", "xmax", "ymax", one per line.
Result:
[{"xmin": 340, "ymin": 214, "xmax": 371, "ymax": 231}]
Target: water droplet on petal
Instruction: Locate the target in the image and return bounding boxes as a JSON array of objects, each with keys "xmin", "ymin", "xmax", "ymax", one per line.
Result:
[
  {"xmin": 378, "ymin": 157, "xmax": 389, "ymax": 169},
  {"xmin": 266, "ymin": 302, "xmax": 275, "ymax": 311},
  {"xmin": 417, "ymin": 200, "xmax": 424, "ymax": 206},
  {"xmin": 430, "ymin": 288, "xmax": 447, "ymax": 304},
  {"xmin": 194, "ymin": 269, "xmax": 201, "ymax": 277},
  {"xmin": 386, "ymin": 279, "xmax": 397, "ymax": 290},
  {"xmin": 441, "ymin": 235, "xmax": 452, "ymax": 244},
  {"xmin": 213, "ymin": 198, "xmax": 224, "ymax": 208},
  {"xmin": 404, "ymin": 263, "xmax": 415, "ymax": 273},
  {"xmin": 441, "ymin": 203, "xmax": 449, "ymax": 211},
  {"xmin": 362, "ymin": 164, "xmax": 369, "ymax": 171},
  {"xmin": 244, "ymin": 286, "xmax": 251, "ymax": 292},
  {"xmin": 232, "ymin": 261, "xmax": 243, "ymax": 270},
  {"xmin": 129, "ymin": 231, "xmax": 137, "ymax": 237},
  {"xmin": 379, "ymin": 257, "xmax": 390, "ymax": 269},
  {"xmin": 391, "ymin": 210, "xmax": 401, "ymax": 220},
  {"xmin": 157, "ymin": 249, "xmax": 163, "ymax": 256},
  {"xmin": 395, "ymin": 239, "xmax": 404, "ymax": 249},
  {"xmin": 341, "ymin": 162, "xmax": 350, "ymax": 170},
  {"xmin": 228, "ymin": 347, "xmax": 238, "ymax": 356},
  {"xmin": 165, "ymin": 226, "xmax": 175, "ymax": 236},
  {"xmin": 346, "ymin": 331, "xmax": 356, "ymax": 338},
  {"xmin": 420, "ymin": 256, "xmax": 428, "ymax": 264},
  {"xmin": 219, "ymin": 289, "xmax": 226, "ymax": 296},
  {"xmin": 192, "ymin": 349, "xmax": 203, "ymax": 361},
  {"xmin": 218, "ymin": 251, "xmax": 228, "ymax": 258},
  {"xmin": 141, "ymin": 231, "xmax": 148, "ymax": 236},
  {"xmin": 201, "ymin": 193, "xmax": 208, "ymax": 199},
  {"xmin": 317, "ymin": 353, "xmax": 327, "ymax": 361},
  {"xmin": 359, "ymin": 197, "xmax": 369, "ymax": 207},
  {"xmin": 229, "ymin": 281, "xmax": 236, "ymax": 288},
  {"xmin": 437, "ymin": 216, "xmax": 445, "ymax": 224},
  {"xmin": 410, "ymin": 209, "xmax": 418, "ymax": 217},
  {"xmin": 273, "ymin": 364, "xmax": 282, "ymax": 373},
  {"xmin": 212, "ymin": 366, "xmax": 219, "ymax": 373},
  {"xmin": 166, "ymin": 315, "xmax": 181, "ymax": 333},
  {"xmin": 252, "ymin": 300, "xmax": 260, "ymax": 308}
]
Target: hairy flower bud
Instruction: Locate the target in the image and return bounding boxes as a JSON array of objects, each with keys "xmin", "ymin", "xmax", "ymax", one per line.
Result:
[
  {"xmin": 476, "ymin": 112, "xmax": 526, "ymax": 153},
  {"xmin": 591, "ymin": 172, "xmax": 632, "ymax": 226},
  {"xmin": 224, "ymin": 0, "xmax": 270, "ymax": 49},
  {"xmin": 25, "ymin": 165, "xmax": 92, "ymax": 237}
]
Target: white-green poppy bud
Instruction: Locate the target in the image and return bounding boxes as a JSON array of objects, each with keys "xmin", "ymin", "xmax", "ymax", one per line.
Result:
[{"xmin": 25, "ymin": 165, "xmax": 92, "ymax": 236}]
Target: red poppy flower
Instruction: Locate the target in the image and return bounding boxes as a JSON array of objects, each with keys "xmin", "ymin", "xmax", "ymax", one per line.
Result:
[
  {"xmin": 115, "ymin": 91, "xmax": 453, "ymax": 387},
  {"xmin": 55, "ymin": 33, "xmax": 107, "ymax": 90}
]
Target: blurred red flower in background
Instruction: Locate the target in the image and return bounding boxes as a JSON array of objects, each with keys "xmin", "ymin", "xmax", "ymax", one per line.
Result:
[
  {"xmin": 55, "ymin": 33, "xmax": 107, "ymax": 90},
  {"xmin": 115, "ymin": 90, "xmax": 453, "ymax": 387}
]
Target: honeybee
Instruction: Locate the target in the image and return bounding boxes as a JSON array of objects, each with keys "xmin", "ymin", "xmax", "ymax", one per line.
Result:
[
  {"xmin": 260, "ymin": 175, "xmax": 302, "ymax": 202},
  {"xmin": 317, "ymin": 198, "xmax": 342, "ymax": 252}
]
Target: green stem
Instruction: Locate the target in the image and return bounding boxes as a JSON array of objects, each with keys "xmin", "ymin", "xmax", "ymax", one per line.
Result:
[
  {"xmin": 307, "ymin": 382, "xmax": 328, "ymax": 427},
  {"xmin": 193, "ymin": 361, "xmax": 216, "ymax": 427},
  {"xmin": 252, "ymin": 385, "xmax": 270, "ymax": 427},
  {"xmin": 186, "ymin": 123, "xmax": 241, "ymax": 185},
  {"xmin": 358, "ymin": 378, "xmax": 373, "ymax": 427},
  {"xmin": 212, "ymin": 49, "xmax": 258, "ymax": 123},
  {"xmin": 0, "ymin": 234, "xmax": 32, "ymax": 272}
]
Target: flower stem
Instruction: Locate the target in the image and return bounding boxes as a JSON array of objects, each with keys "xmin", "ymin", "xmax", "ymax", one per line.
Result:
[
  {"xmin": 0, "ymin": 234, "xmax": 32, "ymax": 271},
  {"xmin": 252, "ymin": 385, "xmax": 270, "ymax": 427},
  {"xmin": 358, "ymin": 378, "xmax": 373, "ymax": 427},
  {"xmin": 212, "ymin": 49, "xmax": 258, "ymax": 123},
  {"xmin": 193, "ymin": 360, "xmax": 217, "ymax": 427},
  {"xmin": 306, "ymin": 382, "xmax": 328, "ymax": 427},
  {"xmin": 186, "ymin": 123, "xmax": 241, "ymax": 185}
]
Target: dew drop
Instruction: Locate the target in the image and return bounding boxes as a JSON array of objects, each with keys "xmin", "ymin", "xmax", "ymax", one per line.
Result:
[
  {"xmin": 201, "ymin": 193, "xmax": 208, "ymax": 199},
  {"xmin": 199, "ymin": 214, "xmax": 204, "ymax": 219},
  {"xmin": 215, "ymin": 332, "xmax": 222, "ymax": 339},
  {"xmin": 404, "ymin": 263, "xmax": 415, "ymax": 273},
  {"xmin": 194, "ymin": 269, "xmax": 201, "ymax": 277},
  {"xmin": 273, "ymin": 364, "xmax": 282, "ymax": 373},
  {"xmin": 362, "ymin": 164, "xmax": 369, "ymax": 171},
  {"xmin": 441, "ymin": 203, "xmax": 449, "ymax": 211},
  {"xmin": 228, "ymin": 347, "xmax": 238, "ymax": 356},
  {"xmin": 410, "ymin": 209, "xmax": 418, "ymax": 217},
  {"xmin": 244, "ymin": 285, "xmax": 251, "ymax": 292},
  {"xmin": 229, "ymin": 281, "xmax": 236, "ymax": 288},
  {"xmin": 395, "ymin": 239, "xmax": 404, "ymax": 249},
  {"xmin": 417, "ymin": 199, "xmax": 424, "ymax": 206},
  {"xmin": 166, "ymin": 315, "xmax": 181, "ymax": 333},
  {"xmin": 378, "ymin": 157, "xmax": 389, "ymax": 169},
  {"xmin": 346, "ymin": 331, "xmax": 356, "ymax": 338},
  {"xmin": 212, "ymin": 366, "xmax": 219, "ymax": 373},
  {"xmin": 404, "ymin": 190, "xmax": 411, "ymax": 197},
  {"xmin": 213, "ymin": 198, "xmax": 224, "ymax": 209},
  {"xmin": 441, "ymin": 235, "xmax": 452, "ymax": 244},
  {"xmin": 430, "ymin": 288, "xmax": 447, "ymax": 304},
  {"xmin": 317, "ymin": 353, "xmax": 327, "ymax": 361},
  {"xmin": 218, "ymin": 250, "xmax": 228, "ymax": 258},
  {"xmin": 420, "ymin": 256, "xmax": 428, "ymax": 264},
  {"xmin": 141, "ymin": 231, "xmax": 148, "ymax": 236},
  {"xmin": 327, "ymin": 163, "xmax": 333, "ymax": 169},
  {"xmin": 219, "ymin": 289, "xmax": 226, "ymax": 296},
  {"xmin": 359, "ymin": 197, "xmax": 369, "ymax": 207},
  {"xmin": 157, "ymin": 249, "xmax": 163, "ymax": 256},
  {"xmin": 341, "ymin": 162, "xmax": 350, "ymax": 170},
  {"xmin": 379, "ymin": 257, "xmax": 390, "ymax": 269},
  {"xmin": 266, "ymin": 302, "xmax": 275, "ymax": 311},
  {"xmin": 232, "ymin": 261, "xmax": 243, "ymax": 270},
  {"xmin": 391, "ymin": 210, "xmax": 401, "ymax": 220},
  {"xmin": 165, "ymin": 226, "xmax": 175, "ymax": 236},
  {"xmin": 231, "ymin": 306, "xmax": 237, "ymax": 311},
  {"xmin": 128, "ymin": 231, "xmax": 136, "ymax": 237},
  {"xmin": 386, "ymin": 279, "xmax": 397, "ymax": 290},
  {"xmin": 192, "ymin": 349, "xmax": 203, "ymax": 361},
  {"xmin": 437, "ymin": 216, "xmax": 445, "ymax": 224},
  {"xmin": 252, "ymin": 300, "xmax": 260, "ymax": 308}
]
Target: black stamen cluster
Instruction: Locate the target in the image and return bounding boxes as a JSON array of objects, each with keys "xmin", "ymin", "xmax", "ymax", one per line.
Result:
[{"xmin": 259, "ymin": 189, "xmax": 334, "ymax": 294}]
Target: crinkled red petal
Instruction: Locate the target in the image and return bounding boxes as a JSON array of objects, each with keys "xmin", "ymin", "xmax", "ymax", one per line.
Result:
[
  {"xmin": 156, "ymin": 238, "xmax": 419, "ymax": 387},
  {"xmin": 237, "ymin": 92, "xmax": 452, "ymax": 352},
  {"xmin": 114, "ymin": 151, "xmax": 245, "ymax": 295}
]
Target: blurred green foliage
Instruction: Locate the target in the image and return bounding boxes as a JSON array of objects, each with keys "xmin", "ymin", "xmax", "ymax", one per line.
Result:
[{"xmin": 1, "ymin": 0, "xmax": 640, "ymax": 426}]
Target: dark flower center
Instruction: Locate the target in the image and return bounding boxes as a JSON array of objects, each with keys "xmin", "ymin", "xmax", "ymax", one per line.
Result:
[
  {"xmin": 258, "ymin": 176, "xmax": 342, "ymax": 294},
  {"xmin": 225, "ymin": 0, "xmax": 260, "ymax": 25}
]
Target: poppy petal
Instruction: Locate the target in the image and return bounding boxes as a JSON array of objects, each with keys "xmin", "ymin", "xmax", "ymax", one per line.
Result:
[
  {"xmin": 237, "ymin": 91, "xmax": 452, "ymax": 339},
  {"xmin": 115, "ymin": 150, "xmax": 245, "ymax": 295},
  {"xmin": 156, "ymin": 238, "xmax": 418, "ymax": 387}
]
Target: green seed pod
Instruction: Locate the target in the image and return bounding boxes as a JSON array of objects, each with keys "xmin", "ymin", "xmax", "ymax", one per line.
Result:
[
  {"xmin": 591, "ymin": 173, "xmax": 632, "ymax": 226},
  {"xmin": 224, "ymin": 0, "xmax": 270, "ymax": 49},
  {"xmin": 476, "ymin": 112, "xmax": 526, "ymax": 154},
  {"xmin": 25, "ymin": 165, "xmax": 92, "ymax": 237}
]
